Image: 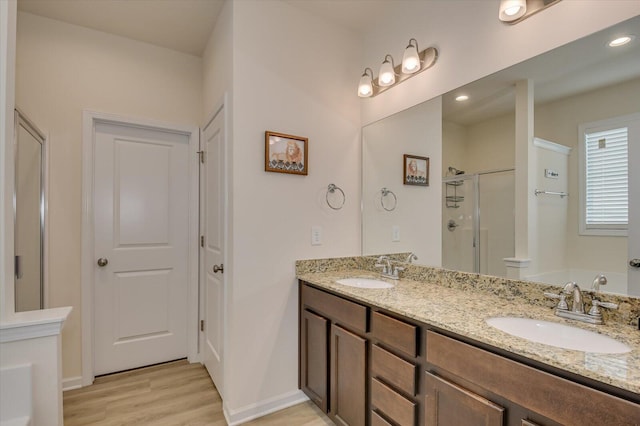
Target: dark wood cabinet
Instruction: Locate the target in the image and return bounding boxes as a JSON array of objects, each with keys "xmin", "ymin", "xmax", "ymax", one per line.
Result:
[
  {"xmin": 300, "ymin": 309, "xmax": 329, "ymax": 411},
  {"xmin": 425, "ymin": 371, "xmax": 504, "ymax": 426},
  {"xmin": 299, "ymin": 281, "xmax": 640, "ymax": 426},
  {"xmin": 330, "ymin": 324, "xmax": 367, "ymax": 426},
  {"xmin": 300, "ymin": 283, "xmax": 368, "ymax": 425}
]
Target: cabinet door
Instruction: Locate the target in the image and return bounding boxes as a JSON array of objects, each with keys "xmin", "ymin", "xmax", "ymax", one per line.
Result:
[
  {"xmin": 425, "ymin": 372, "xmax": 504, "ymax": 426},
  {"xmin": 301, "ymin": 310, "xmax": 329, "ymax": 412},
  {"xmin": 330, "ymin": 324, "xmax": 366, "ymax": 426}
]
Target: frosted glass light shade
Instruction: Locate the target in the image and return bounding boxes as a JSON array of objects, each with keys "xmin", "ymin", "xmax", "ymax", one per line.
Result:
[
  {"xmin": 378, "ymin": 56, "xmax": 396, "ymax": 87},
  {"xmin": 358, "ymin": 72, "xmax": 373, "ymax": 97},
  {"xmin": 499, "ymin": 0, "xmax": 526, "ymax": 22},
  {"xmin": 402, "ymin": 40, "xmax": 421, "ymax": 74}
]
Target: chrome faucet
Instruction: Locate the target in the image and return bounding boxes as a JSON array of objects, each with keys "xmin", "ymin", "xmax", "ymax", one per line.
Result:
[
  {"xmin": 375, "ymin": 255, "xmax": 404, "ymax": 280},
  {"xmin": 563, "ymin": 281, "xmax": 584, "ymax": 313},
  {"xmin": 544, "ymin": 278, "xmax": 618, "ymax": 325},
  {"xmin": 405, "ymin": 252, "xmax": 418, "ymax": 263}
]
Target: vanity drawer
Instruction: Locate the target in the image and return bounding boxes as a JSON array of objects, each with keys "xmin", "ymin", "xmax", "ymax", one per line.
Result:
[
  {"xmin": 301, "ymin": 284, "xmax": 367, "ymax": 333},
  {"xmin": 371, "ymin": 378, "xmax": 416, "ymax": 426},
  {"xmin": 371, "ymin": 344, "xmax": 417, "ymax": 396},
  {"xmin": 426, "ymin": 331, "xmax": 640, "ymax": 425},
  {"xmin": 371, "ymin": 410, "xmax": 393, "ymax": 426},
  {"xmin": 371, "ymin": 311, "xmax": 417, "ymax": 357}
]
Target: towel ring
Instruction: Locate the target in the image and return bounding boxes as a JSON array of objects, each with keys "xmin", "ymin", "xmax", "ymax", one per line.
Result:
[
  {"xmin": 326, "ymin": 184, "xmax": 346, "ymax": 210},
  {"xmin": 380, "ymin": 187, "xmax": 397, "ymax": 212}
]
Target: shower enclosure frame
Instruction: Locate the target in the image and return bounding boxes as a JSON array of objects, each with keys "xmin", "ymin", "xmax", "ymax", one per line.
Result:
[{"xmin": 443, "ymin": 168, "xmax": 514, "ymax": 275}]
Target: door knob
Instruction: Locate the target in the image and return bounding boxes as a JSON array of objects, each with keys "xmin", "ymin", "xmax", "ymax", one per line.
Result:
[
  {"xmin": 630, "ymin": 259, "xmax": 640, "ymax": 268},
  {"xmin": 97, "ymin": 258, "xmax": 109, "ymax": 267},
  {"xmin": 213, "ymin": 264, "xmax": 224, "ymax": 274}
]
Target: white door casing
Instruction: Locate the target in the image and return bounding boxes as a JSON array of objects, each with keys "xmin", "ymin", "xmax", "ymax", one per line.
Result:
[
  {"xmin": 201, "ymin": 104, "xmax": 226, "ymax": 395},
  {"xmin": 82, "ymin": 111, "xmax": 199, "ymax": 383}
]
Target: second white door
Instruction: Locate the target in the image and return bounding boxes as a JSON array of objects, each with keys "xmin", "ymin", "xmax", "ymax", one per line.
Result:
[
  {"xmin": 93, "ymin": 121, "xmax": 190, "ymax": 376},
  {"xmin": 201, "ymin": 106, "xmax": 225, "ymax": 395}
]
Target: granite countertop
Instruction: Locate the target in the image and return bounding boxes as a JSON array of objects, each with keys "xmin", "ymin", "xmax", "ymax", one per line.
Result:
[{"xmin": 297, "ymin": 266, "xmax": 640, "ymax": 396}]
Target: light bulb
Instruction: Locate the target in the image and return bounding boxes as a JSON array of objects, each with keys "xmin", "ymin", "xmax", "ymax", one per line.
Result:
[
  {"xmin": 499, "ymin": 0, "xmax": 526, "ymax": 22},
  {"xmin": 378, "ymin": 55, "xmax": 396, "ymax": 87},
  {"xmin": 357, "ymin": 68, "xmax": 373, "ymax": 97},
  {"xmin": 402, "ymin": 39, "xmax": 421, "ymax": 74}
]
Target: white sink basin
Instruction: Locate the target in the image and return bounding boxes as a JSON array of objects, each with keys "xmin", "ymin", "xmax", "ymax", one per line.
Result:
[
  {"xmin": 486, "ymin": 317, "xmax": 630, "ymax": 354},
  {"xmin": 335, "ymin": 278, "xmax": 394, "ymax": 289}
]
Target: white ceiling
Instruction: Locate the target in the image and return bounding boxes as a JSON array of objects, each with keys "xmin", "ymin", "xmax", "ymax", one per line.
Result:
[
  {"xmin": 17, "ymin": 0, "xmax": 225, "ymax": 56},
  {"xmin": 442, "ymin": 15, "xmax": 640, "ymax": 126}
]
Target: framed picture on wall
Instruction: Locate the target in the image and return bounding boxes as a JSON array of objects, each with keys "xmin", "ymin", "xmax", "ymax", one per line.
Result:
[
  {"xmin": 265, "ymin": 131, "xmax": 308, "ymax": 175},
  {"xmin": 403, "ymin": 154, "xmax": 429, "ymax": 186}
]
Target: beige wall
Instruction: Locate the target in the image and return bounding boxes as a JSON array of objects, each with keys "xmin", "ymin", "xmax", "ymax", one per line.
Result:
[
  {"xmin": 16, "ymin": 11, "xmax": 203, "ymax": 380},
  {"xmin": 363, "ymin": 97, "xmax": 443, "ymax": 266},
  {"xmin": 220, "ymin": 0, "xmax": 362, "ymax": 421},
  {"xmin": 535, "ymin": 77, "xmax": 640, "ymax": 275}
]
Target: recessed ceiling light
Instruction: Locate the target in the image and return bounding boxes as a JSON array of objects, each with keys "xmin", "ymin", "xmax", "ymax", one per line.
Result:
[
  {"xmin": 608, "ymin": 35, "xmax": 634, "ymax": 47},
  {"xmin": 455, "ymin": 95, "xmax": 469, "ymax": 102}
]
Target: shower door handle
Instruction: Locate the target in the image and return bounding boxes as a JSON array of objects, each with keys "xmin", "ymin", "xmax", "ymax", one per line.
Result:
[{"xmin": 15, "ymin": 255, "xmax": 23, "ymax": 279}]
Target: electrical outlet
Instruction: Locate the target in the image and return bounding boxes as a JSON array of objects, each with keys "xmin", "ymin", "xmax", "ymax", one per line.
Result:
[
  {"xmin": 392, "ymin": 225, "xmax": 400, "ymax": 242},
  {"xmin": 311, "ymin": 226, "xmax": 322, "ymax": 246}
]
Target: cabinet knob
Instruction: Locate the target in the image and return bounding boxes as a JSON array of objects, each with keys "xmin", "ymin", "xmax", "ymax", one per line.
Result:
[{"xmin": 630, "ymin": 259, "xmax": 640, "ymax": 268}]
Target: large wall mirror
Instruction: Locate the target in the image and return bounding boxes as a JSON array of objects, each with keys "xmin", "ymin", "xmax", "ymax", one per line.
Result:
[
  {"xmin": 363, "ymin": 15, "xmax": 640, "ymax": 296},
  {"xmin": 14, "ymin": 109, "xmax": 46, "ymax": 311}
]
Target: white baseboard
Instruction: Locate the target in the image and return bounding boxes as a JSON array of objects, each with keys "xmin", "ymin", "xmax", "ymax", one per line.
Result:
[
  {"xmin": 62, "ymin": 376, "xmax": 83, "ymax": 392},
  {"xmin": 223, "ymin": 390, "xmax": 309, "ymax": 425}
]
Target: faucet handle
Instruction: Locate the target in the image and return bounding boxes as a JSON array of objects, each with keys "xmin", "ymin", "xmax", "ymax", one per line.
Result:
[
  {"xmin": 588, "ymin": 299, "xmax": 618, "ymax": 317},
  {"xmin": 544, "ymin": 292, "xmax": 568, "ymax": 310},
  {"xmin": 392, "ymin": 265, "xmax": 405, "ymax": 278}
]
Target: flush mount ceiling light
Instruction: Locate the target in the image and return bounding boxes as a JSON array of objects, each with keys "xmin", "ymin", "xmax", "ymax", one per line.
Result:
[
  {"xmin": 608, "ymin": 35, "xmax": 634, "ymax": 47},
  {"xmin": 357, "ymin": 39, "xmax": 438, "ymax": 98},
  {"xmin": 499, "ymin": 0, "xmax": 561, "ymax": 25},
  {"xmin": 455, "ymin": 95, "xmax": 469, "ymax": 102}
]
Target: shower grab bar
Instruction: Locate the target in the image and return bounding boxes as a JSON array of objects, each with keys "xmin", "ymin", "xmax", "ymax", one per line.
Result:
[{"xmin": 535, "ymin": 189, "xmax": 568, "ymax": 198}]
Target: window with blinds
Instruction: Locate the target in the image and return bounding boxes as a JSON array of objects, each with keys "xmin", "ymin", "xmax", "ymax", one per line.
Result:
[{"xmin": 580, "ymin": 122, "xmax": 628, "ymax": 236}]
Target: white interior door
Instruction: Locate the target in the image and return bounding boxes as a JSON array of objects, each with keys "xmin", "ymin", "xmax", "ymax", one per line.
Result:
[
  {"xmin": 93, "ymin": 121, "xmax": 190, "ymax": 376},
  {"xmin": 628, "ymin": 116, "xmax": 640, "ymax": 296},
  {"xmin": 201, "ymin": 107, "xmax": 225, "ymax": 395}
]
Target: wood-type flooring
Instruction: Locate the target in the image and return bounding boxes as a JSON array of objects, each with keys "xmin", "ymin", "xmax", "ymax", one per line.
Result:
[{"xmin": 63, "ymin": 359, "xmax": 333, "ymax": 426}]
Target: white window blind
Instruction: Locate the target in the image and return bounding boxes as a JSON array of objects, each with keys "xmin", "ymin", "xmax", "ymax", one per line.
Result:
[{"xmin": 584, "ymin": 126, "xmax": 628, "ymax": 228}]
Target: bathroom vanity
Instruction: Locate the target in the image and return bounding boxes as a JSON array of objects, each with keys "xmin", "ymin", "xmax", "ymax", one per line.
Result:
[{"xmin": 297, "ymin": 257, "xmax": 640, "ymax": 426}]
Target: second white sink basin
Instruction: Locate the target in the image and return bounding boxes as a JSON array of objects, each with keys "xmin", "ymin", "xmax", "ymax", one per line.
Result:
[
  {"xmin": 486, "ymin": 317, "xmax": 630, "ymax": 354},
  {"xmin": 336, "ymin": 278, "xmax": 394, "ymax": 289}
]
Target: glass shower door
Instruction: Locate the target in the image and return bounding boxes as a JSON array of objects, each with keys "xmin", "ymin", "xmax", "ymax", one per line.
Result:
[{"xmin": 442, "ymin": 175, "xmax": 479, "ymax": 273}]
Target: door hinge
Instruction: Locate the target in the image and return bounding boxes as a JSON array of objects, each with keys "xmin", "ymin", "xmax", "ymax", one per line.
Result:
[
  {"xmin": 200, "ymin": 235, "xmax": 204, "ymax": 247},
  {"xmin": 200, "ymin": 320, "xmax": 205, "ymax": 332},
  {"xmin": 197, "ymin": 150, "xmax": 205, "ymax": 163}
]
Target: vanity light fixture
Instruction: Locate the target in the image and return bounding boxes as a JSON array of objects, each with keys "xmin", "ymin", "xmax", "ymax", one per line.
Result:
[
  {"xmin": 402, "ymin": 38, "xmax": 421, "ymax": 74},
  {"xmin": 455, "ymin": 95, "xmax": 469, "ymax": 102},
  {"xmin": 357, "ymin": 38, "xmax": 438, "ymax": 98},
  {"xmin": 499, "ymin": 0, "xmax": 526, "ymax": 22},
  {"xmin": 608, "ymin": 35, "xmax": 634, "ymax": 47},
  {"xmin": 358, "ymin": 68, "xmax": 374, "ymax": 97},
  {"xmin": 499, "ymin": 0, "xmax": 561, "ymax": 25},
  {"xmin": 378, "ymin": 54, "xmax": 396, "ymax": 87}
]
